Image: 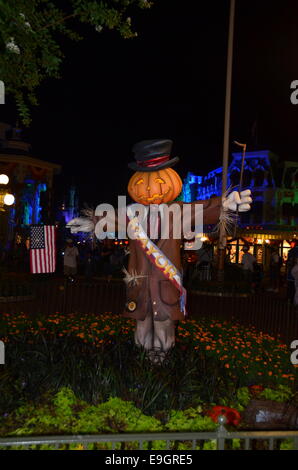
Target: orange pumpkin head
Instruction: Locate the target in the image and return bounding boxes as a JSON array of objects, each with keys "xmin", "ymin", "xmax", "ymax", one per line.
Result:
[{"xmin": 128, "ymin": 168, "xmax": 182, "ymax": 205}]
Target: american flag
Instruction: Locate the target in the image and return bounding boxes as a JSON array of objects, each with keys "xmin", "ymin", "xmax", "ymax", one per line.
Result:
[{"xmin": 30, "ymin": 225, "xmax": 56, "ymax": 274}]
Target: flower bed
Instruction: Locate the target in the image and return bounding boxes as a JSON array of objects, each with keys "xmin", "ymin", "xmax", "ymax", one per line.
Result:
[
  {"xmin": 1, "ymin": 312, "xmax": 297, "ymax": 385},
  {"xmin": 0, "ymin": 311, "xmax": 297, "ymax": 419},
  {"xmin": 176, "ymin": 319, "xmax": 297, "ymax": 385}
]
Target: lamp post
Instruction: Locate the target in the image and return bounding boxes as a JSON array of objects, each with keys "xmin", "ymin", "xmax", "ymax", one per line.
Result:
[
  {"xmin": 0, "ymin": 174, "xmax": 15, "ymax": 211},
  {"xmin": 218, "ymin": 0, "xmax": 236, "ymax": 280}
]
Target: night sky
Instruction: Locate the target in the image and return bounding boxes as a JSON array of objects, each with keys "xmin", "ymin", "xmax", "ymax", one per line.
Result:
[{"xmin": 2, "ymin": 0, "xmax": 298, "ymax": 206}]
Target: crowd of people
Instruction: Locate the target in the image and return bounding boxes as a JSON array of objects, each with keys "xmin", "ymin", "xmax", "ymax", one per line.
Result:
[
  {"xmin": 62, "ymin": 238, "xmax": 298, "ymax": 306},
  {"xmin": 183, "ymin": 240, "xmax": 298, "ymax": 305},
  {"xmin": 287, "ymin": 241, "xmax": 298, "ymax": 306},
  {"xmin": 2, "ymin": 233, "xmax": 298, "ymax": 306},
  {"xmin": 62, "ymin": 238, "xmax": 128, "ymax": 281}
]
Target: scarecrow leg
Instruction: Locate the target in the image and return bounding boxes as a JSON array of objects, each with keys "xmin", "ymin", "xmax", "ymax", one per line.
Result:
[
  {"xmin": 150, "ymin": 318, "xmax": 176, "ymax": 364},
  {"xmin": 134, "ymin": 315, "xmax": 153, "ymax": 351},
  {"xmin": 135, "ymin": 313, "xmax": 175, "ymax": 364},
  {"xmin": 153, "ymin": 319, "xmax": 175, "ymax": 352}
]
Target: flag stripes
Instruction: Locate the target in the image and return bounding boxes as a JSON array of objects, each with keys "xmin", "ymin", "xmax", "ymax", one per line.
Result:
[{"xmin": 30, "ymin": 225, "xmax": 56, "ymax": 274}]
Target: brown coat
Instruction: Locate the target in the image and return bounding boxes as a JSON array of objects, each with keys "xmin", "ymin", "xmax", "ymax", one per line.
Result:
[{"xmin": 122, "ymin": 197, "xmax": 222, "ymax": 322}]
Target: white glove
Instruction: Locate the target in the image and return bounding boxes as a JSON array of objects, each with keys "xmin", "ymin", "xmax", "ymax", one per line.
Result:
[
  {"xmin": 67, "ymin": 217, "xmax": 95, "ymax": 233},
  {"xmin": 223, "ymin": 189, "xmax": 252, "ymax": 212}
]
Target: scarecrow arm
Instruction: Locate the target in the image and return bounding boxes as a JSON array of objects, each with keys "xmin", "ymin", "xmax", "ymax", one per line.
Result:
[
  {"xmin": 67, "ymin": 209, "xmax": 122, "ymax": 236},
  {"xmin": 184, "ymin": 196, "xmax": 222, "ymax": 227},
  {"xmin": 181, "ymin": 190, "xmax": 252, "ymax": 234},
  {"xmin": 182, "ymin": 190, "xmax": 252, "ymax": 243},
  {"xmin": 67, "ymin": 217, "xmax": 95, "ymax": 233}
]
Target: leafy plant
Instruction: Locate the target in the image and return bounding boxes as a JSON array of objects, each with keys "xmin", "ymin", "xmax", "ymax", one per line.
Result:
[
  {"xmin": 0, "ymin": 0, "xmax": 153, "ymax": 125},
  {"xmin": 280, "ymin": 439, "xmax": 294, "ymax": 450},
  {"xmin": 165, "ymin": 408, "xmax": 216, "ymax": 432},
  {"xmin": 259, "ymin": 385, "xmax": 294, "ymax": 403},
  {"xmin": 236, "ymin": 387, "xmax": 252, "ymax": 410},
  {"xmin": 0, "ymin": 388, "xmax": 208, "ymax": 450}
]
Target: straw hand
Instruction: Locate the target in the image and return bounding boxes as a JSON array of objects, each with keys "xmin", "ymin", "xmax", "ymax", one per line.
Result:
[
  {"xmin": 67, "ymin": 217, "xmax": 95, "ymax": 233},
  {"xmin": 223, "ymin": 189, "xmax": 252, "ymax": 212}
]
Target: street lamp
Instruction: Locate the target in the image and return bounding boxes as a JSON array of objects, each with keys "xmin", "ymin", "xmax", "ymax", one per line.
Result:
[
  {"xmin": 218, "ymin": 0, "xmax": 236, "ymax": 281},
  {"xmin": 0, "ymin": 174, "xmax": 9, "ymax": 185},
  {"xmin": 0, "ymin": 174, "xmax": 15, "ymax": 211}
]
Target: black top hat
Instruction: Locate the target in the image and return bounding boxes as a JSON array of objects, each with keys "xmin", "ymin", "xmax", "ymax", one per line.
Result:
[{"xmin": 128, "ymin": 139, "xmax": 179, "ymax": 172}]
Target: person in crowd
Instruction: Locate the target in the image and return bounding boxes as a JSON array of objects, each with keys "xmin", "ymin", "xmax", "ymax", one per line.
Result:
[
  {"xmin": 93, "ymin": 242, "xmax": 103, "ymax": 276},
  {"xmin": 287, "ymin": 241, "xmax": 298, "ymax": 304},
  {"xmin": 63, "ymin": 239, "xmax": 79, "ymax": 280},
  {"xmin": 84, "ymin": 244, "xmax": 95, "ymax": 280},
  {"xmin": 267, "ymin": 248, "xmax": 282, "ymax": 293},
  {"xmin": 291, "ymin": 257, "xmax": 298, "ymax": 306},
  {"xmin": 241, "ymin": 245, "xmax": 256, "ymax": 292},
  {"xmin": 110, "ymin": 246, "xmax": 125, "ymax": 277},
  {"xmin": 195, "ymin": 242, "xmax": 213, "ymax": 281},
  {"xmin": 182, "ymin": 249, "xmax": 197, "ymax": 287},
  {"xmin": 252, "ymin": 259, "xmax": 263, "ymax": 294},
  {"xmin": 13, "ymin": 240, "xmax": 27, "ymax": 272},
  {"xmin": 101, "ymin": 240, "xmax": 114, "ymax": 280}
]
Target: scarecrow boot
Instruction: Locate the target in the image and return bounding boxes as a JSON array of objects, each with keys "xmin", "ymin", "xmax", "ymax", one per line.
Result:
[{"xmin": 135, "ymin": 315, "xmax": 175, "ymax": 364}]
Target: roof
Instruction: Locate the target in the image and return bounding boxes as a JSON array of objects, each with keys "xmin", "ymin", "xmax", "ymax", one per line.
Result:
[{"xmin": 0, "ymin": 153, "xmax": 61, "ymax": 174}]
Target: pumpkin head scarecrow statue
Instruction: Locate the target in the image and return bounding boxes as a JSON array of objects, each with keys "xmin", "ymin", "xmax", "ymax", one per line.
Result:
[{"xmin": 69, "ymin": 139, "xmax": 252, "ymax": 362}]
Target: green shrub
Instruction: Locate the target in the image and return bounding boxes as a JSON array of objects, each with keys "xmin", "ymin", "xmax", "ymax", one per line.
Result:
[
  {"xmin": 166, "ymin": 408, "xmax": 216, "ymax": 432},
  {"xmin": 259, "ymin": 385, "xmax": 294, "ymax": 403},
  {"xmin": 0, "ymin": 388, "xmax": 163, "ymax": 437},
  {"xmin": 1, "ymin": 387, "xmax": 297, "ymax": 450},
  {"xmin": 236, "ymin": 387, "xmax": 251, "ymax": 409},
  {"xmin": 0, "ymin": 388, "xmax": 215, "ymax": 450},
  {"xmin": 280, "ymin": 439, "xmax": 294, "ymax": 450}
]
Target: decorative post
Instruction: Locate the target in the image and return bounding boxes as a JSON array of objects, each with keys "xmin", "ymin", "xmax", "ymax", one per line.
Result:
[
  {"xmin": 218, "ymin": 0, "xmax": 236, "ymax": 281},
  {"xmin": 216, "ymin": 414, "xmax": 228, "ymax": 450}
]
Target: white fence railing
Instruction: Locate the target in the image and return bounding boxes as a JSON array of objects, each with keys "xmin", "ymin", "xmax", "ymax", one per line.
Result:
[{"xmin": 1, "ymin": 426, "xmax": 298, "ymax": 450}]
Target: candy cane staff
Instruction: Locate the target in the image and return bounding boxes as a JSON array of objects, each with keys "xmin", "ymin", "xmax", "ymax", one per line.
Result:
[{"xmin": 67, "ymin": 139, "xmax": 252, "ymax": 363}]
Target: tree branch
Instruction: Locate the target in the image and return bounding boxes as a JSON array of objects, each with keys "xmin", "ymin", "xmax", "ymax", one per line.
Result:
[{"xmin": 37, "ymin": 12, "xmax": 79, "ymax": 32}]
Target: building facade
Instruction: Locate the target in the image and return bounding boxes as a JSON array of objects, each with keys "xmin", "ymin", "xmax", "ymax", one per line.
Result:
[
  {"xmin": 0, "ymin": 122, "xmax": 61, "ymax": 251},
  {"xmin": 183, "ymin": 150, "xmax": 298, "ymax": 267}
]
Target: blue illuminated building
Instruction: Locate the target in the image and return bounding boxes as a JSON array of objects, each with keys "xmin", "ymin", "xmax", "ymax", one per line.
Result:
[
  {"xmin": 183, "ymin": 150, "xmax": 297, "ymax": 266},
  {"xmin": 183, "ymin": 150, "xmax": 298, "ymax": 228},
  {"xmin": 57, "ymin": 185, "xmax": 79, "ymax": 225},
  {"xmin": 0, "ymin": 122, "xmax": 61, "ymax": 250}
]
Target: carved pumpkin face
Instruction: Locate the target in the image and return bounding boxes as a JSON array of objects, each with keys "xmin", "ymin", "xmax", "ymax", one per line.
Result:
[{"xmin": 128, "ymin": 168, "xmax": 182, "ymax": 205}]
